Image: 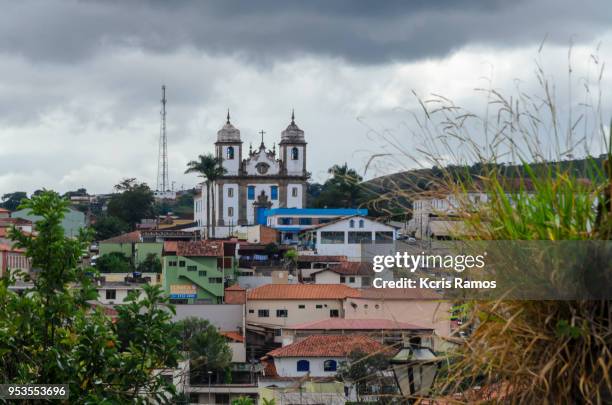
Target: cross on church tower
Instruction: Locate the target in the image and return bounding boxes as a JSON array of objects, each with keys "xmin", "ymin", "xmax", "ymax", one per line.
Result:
[{"xmin": 259, "ymin": 130, "xmax": 266, "ymax": 148}]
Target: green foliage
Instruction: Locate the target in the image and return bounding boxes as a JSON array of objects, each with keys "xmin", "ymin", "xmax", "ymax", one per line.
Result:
[
  {"xmin": 137, "ymin": 253, "xmax": 162, "ymax": 273},
  {"xmin": 337, "ymin": 349, "xmax": 390, "ymax": 398},
  {"xmin": 0, "ymin": 191, "xmax": 180, "ymax": 403},
  {"xmin": 95, "ymin": 252, "xmax": 134, "ymax": 273},
  {"xmin": 1, "ymin": 191, "xmax": 27, "ymax": 210},
  {"xmin": 93, "ymin": 214, "xmax": 129, "ymax": 241},
  {"xmin": 231, "ymin": 396, "xmax": 255, "ymax": 405},
  {"xmin": 311, "ymin": 163, "xmax": 364, "ymax": 208},
  {"xmin": 107, "ymin": 178, "xmax": 155, "ymax": 229},
  {"xmin": 174, "ymin": 317, "xmax": 232, "ymax": 383},
  {"xmin": 185, "ymin": 154, "xmax": 226, "ymax": 238},
  {"xmin": 261, "ymin": 398, "xmax": 276, "ymax": 405}
]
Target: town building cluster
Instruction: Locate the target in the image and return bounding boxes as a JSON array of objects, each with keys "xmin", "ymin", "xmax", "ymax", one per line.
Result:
[{"xmin": 1, "ymin": 114, "xmax": 474, "ymax": 404}]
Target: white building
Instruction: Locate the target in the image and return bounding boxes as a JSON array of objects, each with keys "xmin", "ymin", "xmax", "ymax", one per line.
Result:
[
  {"xmin": 194, "ymin": 111, "xmax": 309, "ymax": 238},
  {"xmin": 301, "ymin": 215, "xmax": 398, "ymax": 261}
]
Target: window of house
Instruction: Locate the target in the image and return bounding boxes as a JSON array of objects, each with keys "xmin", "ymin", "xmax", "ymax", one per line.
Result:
[
  {"xmin": 169, "ymin": 260, "xmax": 177, "ymax": 267},
  {"xmin": 319, "ymin": 219, "xmax": 330, "ymax": 224},
  {"xmin": 105, "ymin": 289, "xmax": 116, "ymax": 300},
  {"xmin": 321, "ymin": 231, "xmax": 344, "ymax": 244},
  {"xmin": 296, "ymin": 360, "xmax": 310, "ymax": 372},
  {"xmin": 359, "ymin": 219, "xmax": 365, "ymax": 228},
  {"xmin": 349, "ymin": 219, "xmax": 355, "ymax": 228},
  {"xmin": 276, "ymin": 309, "xmax": 288, "ymax": 317},
  {"xmin": 362, "ymin": 277, "xmax": 370, "ymax": 286},
  {"xmin": 279, "ymin": 217, "xmax": 292, "ymax": 225},
  {"xmin": 258, "ymin": 309, "xmax": 269, "ymax": 318},
  {"xmin": 299, "ymin": 217, "xmax": 312, "ymax": 225},
  {"xmin": 348, "ymin": 231, "xmax": 372, "ymax": 244},
  {"xmin": 248, "ymin": 309, "xmax": 254, "ymax": 314},
  {"xmin": 298, "ymin": 304, "xmax": 306, "ymax": 309},
  {"xmin": 375, "ymin": 231, "xmax": 394, "ymax": 244},
  {"xmin": 228, "ymin": 207, "xmax": 234, "ymax": 217},
  {"xmin": 316, "ymin": 304, "xmax": 323, "ymax": 309},
  {"xmin": 228, "ymin": 188, "xmax": 234, "ymax": 197},
  {"xmin": 226, "ymin": 146, "xmax": 234, "ymax": 160},
  {"xmin": 291, "ymin": 187, "xmax": 298, "ymax": 197},
  {"xmin": 179, "ymin": 261, "xmax": 186, "ymax": 267},
  {"xmin": 349, "ymin": 276, "xmax": 355, "ymax": 283},
  {"xmin": 324, "ymin": 360, "xmax": 337, "ymax": 372},
  {"xmin": 247, "ymin": 186, "xmax": 255, "ymax": 200},
  {"xmin": 340, "ymin": 276, "xmax": 346, "ymax": 283},
  {"xmin": 271, "ymin": 186, "xmax": 278, "ymax": 200},
  {"xmin": 208, "ymin": 277, "xmax": 223, "ymax": 284},
  {"xmin": 291, "ymin": 147, "xmax": 299, "ymax": 160},
  {"xmin": 198, "ymin": 270, "xmax": 207, "ymax": 277},
  {"xmin": 274, "ymin": 329, "xmax": 282, "ymax": 337},
  {"xmin": 330, "ymin": 309, "xmax": 340, "ymax": 317},
  {"xmin": 187, "ymin": 265, "xmax": 197, "ymax": 272}
]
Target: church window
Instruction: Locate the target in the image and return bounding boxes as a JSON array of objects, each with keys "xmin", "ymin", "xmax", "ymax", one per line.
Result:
[
  {"xmin": 359, "ymin": 219, "xmax": 365, "ymax": 228},
  {"xmin": 247, "ymin": 186, "xmax": 255, "ymax": 200},
  {"xmin": 227, "ymin": 188, "xmax": 234, "ymax": 197},
  {"xmin": 228, "ymin": 207, "xmax": 234, "ymax": 217},
  {"xmin": 291, "ymin": 147, "xmax": 299, "ymax": 160},
  {"xmin": 226, "ymin": 146, "xmax": 234, "ymax": 160},
  {"xmin": 349, "ymin": 219, "xmax": 355, "ymax": 228},
  {"xmin": 271, "ymin": 186, "xmax": 278, "ymax": 200},
  {"xmin": 292, "ymin": 187, "xmax": 298, "ymax": 197}
]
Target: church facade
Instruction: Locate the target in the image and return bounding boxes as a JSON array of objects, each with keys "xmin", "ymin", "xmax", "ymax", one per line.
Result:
[{"xmin": 194, "ymin": 112, "xmax": 309, "ymax": 237}]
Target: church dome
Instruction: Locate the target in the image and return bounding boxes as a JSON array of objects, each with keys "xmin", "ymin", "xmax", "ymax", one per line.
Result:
[
  {"xmin": 217, "ymin": 111, "xmax": 241, "ymax": 143},
  {"xmin": 280, "ymin": 110, "xmax": 305, "ymax": 144}
]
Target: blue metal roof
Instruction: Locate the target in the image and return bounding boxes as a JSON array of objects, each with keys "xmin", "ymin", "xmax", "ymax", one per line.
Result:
[
  {"xmin": 275, "ymin": 227, "xmax": 302, "ymax": 232},
  {"xmin": 264, "ymin": 208, "xmax": 368, "ymax": 216}
]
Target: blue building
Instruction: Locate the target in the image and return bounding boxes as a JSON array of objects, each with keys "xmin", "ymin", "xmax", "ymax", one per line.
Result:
[{"xmin": 264, "ymin": 208, "xmax": 368, "ymax": 244}]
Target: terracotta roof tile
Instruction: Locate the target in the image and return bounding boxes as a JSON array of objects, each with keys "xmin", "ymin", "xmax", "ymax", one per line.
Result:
[
  {"xmin": 225, "ymin": 284, "xmax": 246, "ymax": 291},
  {"xmin": 176, "ymin": 240, "xmax": 223, "ymax": 257},
  {"xmin": 286, "ymin": 318, "xmax": 432, "ymax": 331},
  {"xmin": 267, "ymin": 335, "xmax": 394, "ymax": 358},
  {"xmin": 220, "ymin": 331, "xmax": 245, "ymax": 343},
  {"xmin": 100, "ymin": 231, "xmax": 141, "ymax": 244},
  {"xmin": 247, "ymin": 284, "xmax": 360, "ymax": 300},
  {"xmin": 163, "ymin": 241, "xmax": 178, "ymax": 254},
  {"xmin": 311, "ymin": 262, "xmax": 373, "ymax": 276}
]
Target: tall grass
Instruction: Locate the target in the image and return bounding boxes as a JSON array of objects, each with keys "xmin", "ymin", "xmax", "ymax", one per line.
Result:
[{"xmin": 365, "ymin": 48, "xmax": 611, "ymax": 403}]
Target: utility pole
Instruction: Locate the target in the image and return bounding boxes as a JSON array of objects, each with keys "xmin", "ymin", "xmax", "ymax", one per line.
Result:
[{"xmin": 156, "ymin": 85, "xmax": 169, "ymax": 193}]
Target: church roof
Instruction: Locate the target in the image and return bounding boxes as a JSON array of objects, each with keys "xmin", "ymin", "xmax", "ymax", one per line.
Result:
[
  {"xmin": 217, "ymin": 110, "xmax": 241, "ymax": 143},
  {"xmin": 280, "ymin": 110, "xmax": 305, "ymax": 144}
]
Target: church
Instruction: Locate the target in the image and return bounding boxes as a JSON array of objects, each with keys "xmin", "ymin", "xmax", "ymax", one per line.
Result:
[{"xmin": 193, "ymin": 112, "xmax": 309, "ymax": 237}]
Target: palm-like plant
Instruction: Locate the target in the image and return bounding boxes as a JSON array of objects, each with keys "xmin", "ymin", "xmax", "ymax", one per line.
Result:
[{"xmin": 185, "ymin": 154, "xmax": 226, "ymax": 238}]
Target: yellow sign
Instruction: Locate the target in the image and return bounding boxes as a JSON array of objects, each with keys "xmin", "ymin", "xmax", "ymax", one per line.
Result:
[{"xmin": 170, "ymin": 284, "xmax": 197, "ymax": 298}]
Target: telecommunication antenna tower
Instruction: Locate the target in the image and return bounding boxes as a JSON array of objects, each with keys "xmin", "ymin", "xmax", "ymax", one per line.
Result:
[{"xmin": 156, "ymin": 85, "xmax": 169, "ymax": 192}]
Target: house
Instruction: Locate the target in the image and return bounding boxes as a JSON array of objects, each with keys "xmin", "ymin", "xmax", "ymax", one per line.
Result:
[
  {"xmin": 12, "ymin": 206, "xmax": 85, "ymax": 237},
  {"xmin": 162, "ymin": 240, "xmax": 235, "ymax": 304},
  {"xmin": 94, "ymin": 280, "xmax": 146, "ymax": 305},
  {"xmin": 309, "ymin": 261, "xmax": 374, "ymax": 287},
  {"xmin": 246, "ymin": 284, "xmax": 360, "ymax": 329},
  {"xmin": 280, "ymin": 318, "xmax": 435, "ymax": 347},
  {"xmin": 259, "ymin": 334, "xmax": 396, "ymax": 404},
  {"xmin": 300, "ymin": 215, "xmax": 398, "ymax": 261},
  {"xmin": 0, "ymin": 243, "xmax": 30, "ymax": 276},
  {"xmin": 98, "ymin": 231, "xmax": 164, "ymax": 269},
  {"xmin": 343, "ymin": 288, "xmax": 453, "ymax": 350},
  {"xmin": 264, "ymin": 208, "xmax": 368, "ymax": 245}
]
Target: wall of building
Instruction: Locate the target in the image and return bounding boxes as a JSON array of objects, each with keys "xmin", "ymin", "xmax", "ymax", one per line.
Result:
[
  {"xmin": 286, "ymin": 183, "xmax": 303, "ymax": 208},
  {"xmin": 13, "ymin": 207, "xmax": 85, "ymax": 237},
  {"xmin": 228, "ymin": 342, "xmax": 247, "ymax": 363},
  {"xmin": 134, "ymin": 242, "xmax": 163, "ymax": 266},
  {"xmin": 313, "ymin": 271, "xmax": 367, "ymax": 288},
  {"xmin": 172, "ymin": 304, "xmax": 244, "ymax": 332},
  {"xmin": 343, "ymin": 297, "xmax": 453, "ymax": 342},
  {"xmin": 222, "ymin": 183, "xmax": 239, "ymax": 225},
  {"xmin": 274, "ymin": 357, "xmax": 344, "ymax": 378},
  {"xmin": 162, "ymin": 255, "xmax": 226, "ymax": 303},
  {"xmin": 99, "ymin": 242, "xmax": 133, "ymax": 259},
  {"xmin": 246, "ymin": 299, "xmax": 344, "ymax": 327}
]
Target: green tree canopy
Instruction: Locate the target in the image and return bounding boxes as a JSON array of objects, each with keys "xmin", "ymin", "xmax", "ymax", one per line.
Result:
[
  {"xmin": 137, "ymin": 253, "xmax": 162, "ymax": 273},
  {"xmin": 95, "ymin": 252, "xmax": 133, "ymax": 273},
  {"xmin": 1, "ymin": 191, "xmax": 27, "ymax": 210},
  {"xmin": 107, "ymin": 178, "xmax": 155, "ymax": 229},
  {"xmin": 0, "ymin": 191, "xmax": 180, "ymax": 403},
  {"xmin": 311, "ymin": 163, "xmax": 364, "ymax": 208},
  {"xmin": 93, "ymin": 214, "xmax": 129, "ymax": 241}
]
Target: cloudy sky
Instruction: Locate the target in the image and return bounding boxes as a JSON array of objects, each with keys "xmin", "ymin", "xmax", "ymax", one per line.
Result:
[{"xmin": 1, "ymin": 0, "xmax": 611, "ymax": 195}]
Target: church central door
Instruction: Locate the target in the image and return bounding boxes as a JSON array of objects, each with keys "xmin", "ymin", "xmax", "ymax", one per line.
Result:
[{"xmin": 256, "ymin": 207, "xmax": 266, "ymax": 225}]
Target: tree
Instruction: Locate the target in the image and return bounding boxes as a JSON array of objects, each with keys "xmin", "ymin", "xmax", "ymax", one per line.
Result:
[
  {"xmin": 0, "ymin": 191, "xmax": 180, "ymax": 403},
  {"xmin": 283, "ymin": 248, "xmax": 299, "ymax": 278},
  {"xmin": 107, "ymin": 178, "xmax": 155, "ymax": 229},
  {"xmin": 174, "ymin": 317, "xmax": 232, "ymax": 384},
  {"xmin": 185, "ymin": 154, "xmax": 226, "ymax": 238},
  {"xmin": 93, "ymin": 215, "xmax": 129, "ymax": 240},
  {"xmin": 0, "ymin": 191, "xmax": 27, "ymax": 211},
  {"xmin": 95, "ymin": 252, "xmax": 134, "ymax": 273},
  {"xmin": 62, "ymin": 188, "xmax": 88, "ymax": 199},
  {"xmin": 313, "ymin": 163, "xmax": 364, "ymax": 208},
  {"xmin": 337, "ymin": 349, "xmax": 390, "ymax": 401},
  {"xmin": 137, "ymin": 253, "xmax": 162, "ymax": 273},
  {"xmin": 232, "ymin": 397, "xmax": 255, "ymax": 405}
]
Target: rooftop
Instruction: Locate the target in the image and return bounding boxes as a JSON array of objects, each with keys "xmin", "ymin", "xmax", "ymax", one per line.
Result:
[
  {"xmin": 266, "ymin": 334, "xmax": 394, "ymax": 358},
  {"xmin": 264, "ymin": 208, "xmax": 368, "ymax": 216},
  {"xmin": 176, "ymin": 240, "xmax": 223, "ymax": 257},
  {"xmin": 297, "ymin": 255, "xmax": 347, "ymax": 263},
  {"xmin": 100, "ymin": 231, "xmax": 141, "ymax": 244},
  {"xmin": 286, "ymin": 318, "xmax": 432, "ymax": 331},
  {"xmin": 311, "ymin": 261, "xmax": 373, "ymax": 276},
  {"xmin": 247, "ymin": 284, "xmax": 360, "ymax": 300}
]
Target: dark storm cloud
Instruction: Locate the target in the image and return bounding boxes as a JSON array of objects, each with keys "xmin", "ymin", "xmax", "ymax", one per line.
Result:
[{"xmin": 1, "ymin": 0, "xmax": 609, "ymax": 64}]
